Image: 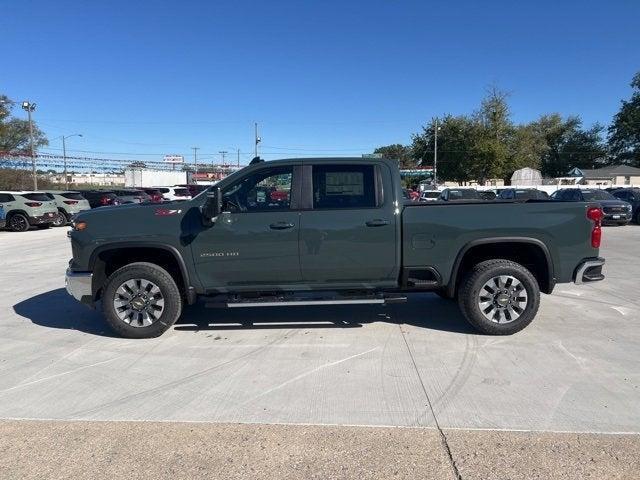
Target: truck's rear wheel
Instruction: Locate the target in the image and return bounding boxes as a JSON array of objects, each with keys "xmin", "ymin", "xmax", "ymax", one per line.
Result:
[
  {"xmin": 102, "ymin": 262, "xmax": 183, "ymax": 338},
  {"xmin": 458, "ymin": 259, "xmax": 540, "ymax": 335}
]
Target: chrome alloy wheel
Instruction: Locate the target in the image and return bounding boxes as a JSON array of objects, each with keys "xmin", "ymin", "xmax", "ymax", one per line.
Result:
[
  {"xmin": 477, "ymin": 275, "xmax": 528, "ymax": 324},
  {"xmin": 113, "ymin": 279, "xmax": 165, "ymax": 327}
]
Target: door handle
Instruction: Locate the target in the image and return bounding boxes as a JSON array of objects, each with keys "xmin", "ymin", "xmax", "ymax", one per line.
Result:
[
  {"xmin": 366, "ymin": 219, "xmax": 389, "ymax": 227},
  {"xmin": 269, "ymin": 221, "xmax": 295, "ymax": 230}
]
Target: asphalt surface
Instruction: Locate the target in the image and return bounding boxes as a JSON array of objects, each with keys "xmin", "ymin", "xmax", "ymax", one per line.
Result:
[{"xmin": 0, "ymin": 224, "xmax": 639, "ymax": 479}]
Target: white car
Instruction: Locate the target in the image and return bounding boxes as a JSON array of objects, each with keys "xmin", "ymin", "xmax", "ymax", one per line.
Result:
[
  {"xmin": 152, "ymin": 186, "xmax": 192, "ymax": 202},
  {"xmin": 419, "ymin": 191, "xmax": 441, "ymax": 202}
]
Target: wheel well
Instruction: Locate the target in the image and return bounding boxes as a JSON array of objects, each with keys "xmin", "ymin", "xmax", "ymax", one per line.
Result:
[
  {"xmin": 92, "ymin": 247, "xmax": 187, "ymax": 300},
  {"xmin": 6, "ymin": 209, "xmax": 28, "ymax": 219},
  {"xmin": 453, "ymin": 242, "xmax": 552, "ymax": 295}
]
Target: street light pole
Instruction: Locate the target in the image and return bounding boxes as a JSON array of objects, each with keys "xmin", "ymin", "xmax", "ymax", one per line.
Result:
[
  {"xmin": 254, "ymin": 122, "xmax": 261, "ymax": 158},
  {"xmin": 433, "ymin": 117, "xmax": 440, "ymax": 186},
  {"xmin": 22, "ymin": 101, "xmax": 37, "ymax": 190},
  {"xmin": 61, "ymin": 134, "xmax": 82, "ymax": 189},
  {"xmin": 192, "ymin": 147, "xmax": 199, "ymax": 184}
]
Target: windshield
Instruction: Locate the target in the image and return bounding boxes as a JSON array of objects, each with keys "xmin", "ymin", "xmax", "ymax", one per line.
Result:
[{"xmin": 581, "ymin": 190, "xmax": 615, "ymax": 201}]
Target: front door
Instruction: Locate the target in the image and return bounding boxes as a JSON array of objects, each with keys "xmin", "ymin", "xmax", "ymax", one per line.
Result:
[
  {"xmin": 299, "ymin": 163, "xmax": 399, "ymax": 287},
  {"xmin": 191, "ymin": 165, "xmax": 302, "ymax": 290}
]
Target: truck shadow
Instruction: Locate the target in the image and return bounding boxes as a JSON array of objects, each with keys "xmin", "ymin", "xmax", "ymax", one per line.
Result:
[{"xmin": 13, "ymin": 289, "xmax": 476, "ymax": 336}]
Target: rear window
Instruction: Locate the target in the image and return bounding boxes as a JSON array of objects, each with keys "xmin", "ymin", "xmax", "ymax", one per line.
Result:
[
  {"xmin": 312, "ymin": 164, "xmax": 377, "ymax": 209},
  {"xmin": 174, "ymin": 188, "xmax": 190, "ymax": 196},
  {"xmin": 61, "ymin": 192, "xmax": 85, "ymax": 200},
  {"xmin": 21, "ymin": 193, "xmax": 52, "ymax": 202},
  {"xmin": 155, "ymin": 188, "xmax": 169, "ymax": 193}
]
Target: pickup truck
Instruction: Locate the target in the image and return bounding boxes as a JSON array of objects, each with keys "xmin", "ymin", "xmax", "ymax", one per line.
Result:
[{"xmin": 66, "ymin": 157, "xmax": 605, "ymax": 339}]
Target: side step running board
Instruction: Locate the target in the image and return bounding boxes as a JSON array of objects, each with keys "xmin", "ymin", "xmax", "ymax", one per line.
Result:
[
  {"xmin": 205, "ymin": 294, "xmax": 407, "ymax": 309},
  {"xmin": 227, "ymin": 298, "xmax": 386, "ymax": 308}
]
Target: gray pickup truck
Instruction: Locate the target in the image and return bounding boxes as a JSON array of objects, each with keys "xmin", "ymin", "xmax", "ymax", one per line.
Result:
[{"xmin": 66, "ymin": 157, "xmax": 605, "ymax": 338}]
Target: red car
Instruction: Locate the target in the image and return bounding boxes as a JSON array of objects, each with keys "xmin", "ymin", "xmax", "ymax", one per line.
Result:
[{"xmin": 143, "ymin": 188, "xmax": 165, "ymax": 203}]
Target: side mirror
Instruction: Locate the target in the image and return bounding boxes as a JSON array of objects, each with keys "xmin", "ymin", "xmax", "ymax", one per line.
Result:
[{"xmin": 201, "ymin": 187, "xmax": 222, "ymax": 227}]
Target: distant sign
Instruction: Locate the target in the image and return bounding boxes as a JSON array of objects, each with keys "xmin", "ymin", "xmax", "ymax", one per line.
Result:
[{"xmin": 163, "ymin": 155, "xmax": 184, "ymax": 164}]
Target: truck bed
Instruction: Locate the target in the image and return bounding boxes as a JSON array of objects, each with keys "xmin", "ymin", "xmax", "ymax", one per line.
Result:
[{"xmin": 401, "ymin": 201, "xmax": 598, "ymax": 286}]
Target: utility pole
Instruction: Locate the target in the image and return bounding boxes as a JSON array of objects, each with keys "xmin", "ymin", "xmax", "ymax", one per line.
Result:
[
  {"xmin": 433, "ymin": 117, "xmax": 439, "ymax": 186},
  {"xmin": 219, "ymin": 150, "xmax": 228, "ymax": 165},
  {"xmin": 254, "ymin": 122, "xmax": 261, "ymax": 158},
  {"xmin": 192, "ymin": 147, "xmax": 200, "ymax": 184},
  {"xmin": 22, "ymin": 101, "xmax": 37, "ymax": 190},
  {"xmin": 62, "ymin": 134, "xmax": 82, "ymax": 189},
  {"xmin": 237, "ymin": 148, "xmax": 240, "ymax": 167}
]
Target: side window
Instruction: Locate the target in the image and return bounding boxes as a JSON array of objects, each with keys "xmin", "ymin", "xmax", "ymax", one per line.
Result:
[
  {"xmin": 0, "ymin": 194, "xmax": 14, "ymax": 202},
  {"xmin": 222, "ymin": 166, "xmax": 293, "ymax": 213},
  {"xmin": 312, "ymin": 164, "xmax": 376, "ymax": 209}
]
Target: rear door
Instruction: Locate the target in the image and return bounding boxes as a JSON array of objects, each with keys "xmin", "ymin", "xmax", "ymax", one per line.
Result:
[{"xmin": 298, "ymin": 162, "xmax": 398, "ymax": 287}]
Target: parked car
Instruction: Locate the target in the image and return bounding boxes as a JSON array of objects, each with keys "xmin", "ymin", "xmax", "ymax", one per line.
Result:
[
  {"xmin": 0, "ymin": 191, "xmax": 58, "ymax": 232},
  {"xmin": 152, "ymin": 186, "xmax": 192, "ymax": 201},
  {"xmin": 498, "ymin": 188, "xmax": 550, "ymax": 201},
  {"xmin": 142, "ymin": 188, "xmax": 165, "ymax": 203},
  {"xmin": 552, "ymin": 188, "xmax": 632, "ymax": 225},
  {"xmin": 43, "ymin": 191, "xmax": 91, "ymax": 227},
  {"xmin": 0, "ymin": 205, "xmax": 5, "ymax": 229},
  {"xmin": 610, "ymin": 187, "xmax": 640, "ymax": 224},
  {"xmin": 111, "ymin": 189, "xmax": 151, "ymax": 204},
  {"xmin": 439, "ymin": 188, "xmax": 481, "ymax": 202},
  {"xmin": 76, "ymin": 190, "xmax": 122, "ymax": 209},
  {"xmin": 66, "ymin": 157, "xmax": 604, "ymax": 339},
  {"xmin": 419, "ymin": 191, "xmax": 441, "ymax": 202}
]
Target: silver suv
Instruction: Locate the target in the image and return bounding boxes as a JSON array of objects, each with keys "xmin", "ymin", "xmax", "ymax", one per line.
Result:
[
  {"xmin": 0, "ymin": 191, "xmax": 59, "ymax": 232},
  {"xmin": 44, "ymin": 191, "xmax": 91, "ymax": 227}
]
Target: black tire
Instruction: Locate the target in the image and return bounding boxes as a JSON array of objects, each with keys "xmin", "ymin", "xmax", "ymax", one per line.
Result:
[
  {"xmin": 52, "ymin": 211, "xmax": 68, "ymax": 227},
  {"xmin": 8, "ymin": 213, "xmax": 30, "ymax": 232},
  {"xmin": 457, "ymin": 259, "xmax": 540, "ymax": 335},
  {"xmin": 102, "ymin": 262, "xmax": 183, "ymax": 339},
  {"xmin": 634, "ymin": 211, "xmax": 640, "ymax": 225}
]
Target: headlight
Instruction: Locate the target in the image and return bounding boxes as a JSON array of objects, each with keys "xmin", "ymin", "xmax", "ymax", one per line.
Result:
[{"xmin": 72, "ymin": 221, "xmax": 88, "ymax": 231}]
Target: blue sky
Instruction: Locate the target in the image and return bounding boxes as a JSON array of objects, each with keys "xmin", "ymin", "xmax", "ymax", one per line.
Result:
[{"xmin": 3, "ymin": 0, "xmax": 639, "ymax": 164}]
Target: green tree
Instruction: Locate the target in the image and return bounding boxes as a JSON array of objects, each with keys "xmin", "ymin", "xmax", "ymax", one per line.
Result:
[
  {"xmin": 0, "ymin": 95, "xmax": 48, "ymax": 153},
  {"xmin": 469, "ymin": 87, "xmax": 513, "ymax": 184},
  {"xmin": 532, "ymin": 114, "xmax": 606, "ymax": 177},
  {"xmin": 373, "ymin": 144, "xmax": 414, "ymax": 168},
  {"xmin": 608, "ymin": 72, "xmax": 640, "ymax": 167}
]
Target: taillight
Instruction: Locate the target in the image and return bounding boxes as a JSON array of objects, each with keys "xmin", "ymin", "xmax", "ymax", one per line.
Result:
[
  {"xmin": 25, "ymin": 202, "xmax": 42, "ymax": 207},
  {"xmin": 63, "ymin": 200, "xmax": 78, "ymax": 205},
  {"xmin": 587, "ymin": 207, "xmax": 603, "ymax": 248}
]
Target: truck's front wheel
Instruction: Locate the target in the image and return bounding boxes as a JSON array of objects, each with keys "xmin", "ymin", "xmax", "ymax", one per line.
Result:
[
  {"xmin": 102, "ymin": 262, "xmax": 183, "ymax": 338},
  {"xmin": 458, "ymin": 259, "xmax": 540, "ymax": 335}
]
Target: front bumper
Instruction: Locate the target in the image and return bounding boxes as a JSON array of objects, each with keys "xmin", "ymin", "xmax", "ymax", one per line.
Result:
[
  {"xmin": 65, "ymin": 268, "xmax": 93, "ymax": 305},
  {"xmin": 602, "ymin": 211, "xmax": 632, "ymax": 224},
  {"xmin": 574, "ymin": 257, "xmax": 605, "ymax": 285}
]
